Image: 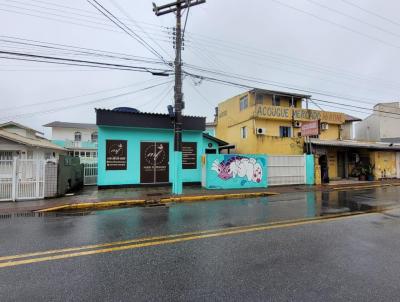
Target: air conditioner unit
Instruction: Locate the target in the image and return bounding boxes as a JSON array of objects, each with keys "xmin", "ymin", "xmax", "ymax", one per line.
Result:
[
  {"xmin": 293, "ymin": 121, "xmax": 302, "ymax": 128},
  {"xmin": 320, "ymin": 123, "xmax": 329, "ymax": 131},
  {"xmin": 256, "ymin": 127, "xmax": 266, "ymax": 135}
]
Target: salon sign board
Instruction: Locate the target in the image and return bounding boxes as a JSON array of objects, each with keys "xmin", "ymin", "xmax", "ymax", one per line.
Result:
[
  {"xmin": 301, "ymin": 120, "xmax": 320, "ymax": 137},
  {"xmin": 254, "ymin": 105, "xmax": 345, "ymax": 124}
]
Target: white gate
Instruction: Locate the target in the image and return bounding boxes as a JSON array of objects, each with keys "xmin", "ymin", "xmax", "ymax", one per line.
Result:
[
  {"xmin": 0, "ymin": 160, "xmax": 13, "ymax": 201},
  {"xmin": 83, "ymin": 162, "xmax": 97, "ymax": 186},
  {"xmin": 268, "ymin": 155, "xmax": 306, "ymax": 186},
  {"xmin": 0, "ymin": 159, "xmax": 45, "ymax": 201}
]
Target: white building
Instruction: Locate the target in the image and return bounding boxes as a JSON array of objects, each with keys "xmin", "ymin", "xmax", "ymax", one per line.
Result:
[
  {"xmin": 0, "ymin": 121, "xmax": 66, "ymax": 160},
  {"xmin": 355, "ymin": 102, "xmax": 400, "ymax": 142},
  {"xmin": 43, "ymin": 121, "xmax": 98, "ymax": 162}
]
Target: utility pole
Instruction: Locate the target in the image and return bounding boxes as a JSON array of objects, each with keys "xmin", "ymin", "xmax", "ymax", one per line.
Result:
[{"xmin": 153, "ymin": 0, "xmax": 205, "ymax": 195}]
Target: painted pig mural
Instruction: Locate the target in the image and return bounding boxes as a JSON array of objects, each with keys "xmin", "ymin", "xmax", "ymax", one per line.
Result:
[{"xmin": 211, "ymin": 156, "xmax": 263, "ymax": 183}]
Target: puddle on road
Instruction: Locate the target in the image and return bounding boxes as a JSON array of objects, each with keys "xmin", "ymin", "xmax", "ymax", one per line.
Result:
[{"xmin": 0, "ymin": 187, "xmax": 396, "ymax": 223}]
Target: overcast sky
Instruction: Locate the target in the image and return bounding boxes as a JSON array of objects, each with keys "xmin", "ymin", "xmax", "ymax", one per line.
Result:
[{"xmin": 1, "ymin": 0, "xmax": 400, "ymax": 137}]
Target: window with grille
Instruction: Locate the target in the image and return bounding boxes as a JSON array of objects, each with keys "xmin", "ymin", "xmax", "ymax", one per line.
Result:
[
  {"xmin": 91, "ymin": 132, "xmax": 98, "ymax": 143},
  {"xmin": 74, "ymin": 131, "xmax": 82, "ymax": 142},
  {"xmin": 0, "ymin": 151, "xmax": 13, "ymax": 160},
  {"xmin": 239, "ymin": 95, "xmax": 248, "ymax": 111},
  {"xmin": 279, "ymin": 126, "xmax": 291, "ymax": 138},
  {"xmin": 240, "ymin": 126, "xmax": 248, "ymax": 139}
]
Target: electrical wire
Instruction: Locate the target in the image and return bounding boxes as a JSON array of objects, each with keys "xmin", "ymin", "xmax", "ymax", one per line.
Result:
[
  {"xmin": 0, "ymin": 80, "xmax": 173, "ymax": 121},
  {"xmin": 0, "ymin": 50, "xmax": 170, "ymax": 73},
  {"xmin": 339, "ymin": 0, "xmax": 400, "ymax": 28},
  {"xmin": 1, "ymin": 77, "xmax": 162, "ymax": 112},
  {"xmin": 305, "ymin": 0, "xmax": 400, "ymax": 39},
  {"xmin": 87, "ymin": 0, "xmax": 168, "ymax": 65},
  {"xmin": 269, "ymin": 0, "xmax": 400, "ymax": 50},
  {"xmin": 108, "ymin": 0, "xmax": 172, "ymax": 61}
]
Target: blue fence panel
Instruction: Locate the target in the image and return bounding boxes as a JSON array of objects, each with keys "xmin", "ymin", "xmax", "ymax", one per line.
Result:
[{"xmin": 305, "ymin": 154, "xmax": 315, "ymax": 185}]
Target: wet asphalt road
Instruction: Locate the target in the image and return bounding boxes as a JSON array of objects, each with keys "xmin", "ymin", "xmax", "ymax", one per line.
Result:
[{"xmin": 1, "ymin": 186, "xmax": 400, "ymax": 301}]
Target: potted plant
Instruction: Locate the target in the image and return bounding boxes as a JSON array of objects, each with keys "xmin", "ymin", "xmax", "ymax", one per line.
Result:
[
  {"xmin": 359, "ymin": 166, "xmax": 367, "ymax": 181},
  {"xmin": 366, "ymin": 164, "xmax": 375, "ymax": 181}
]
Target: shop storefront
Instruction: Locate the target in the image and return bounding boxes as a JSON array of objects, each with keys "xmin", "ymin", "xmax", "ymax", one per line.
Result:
[
  {"xmin": 96, "ymin": 108, "xmax": 226, "ymax": 188},
  {"xmin": 311, "ymin": 139, "xmax": 400, "ymax": 183}
]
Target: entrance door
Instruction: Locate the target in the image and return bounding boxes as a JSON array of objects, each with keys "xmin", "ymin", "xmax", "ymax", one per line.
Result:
[
  {"xmin": 337, "ymin": 152, "xmax": 345, "ymax": 179},
  {"xmin": 319, "ymin": 155, "xmax": 329, "ymax": 183},
  {"xmin": 397, "ymin": 153, "xmax": 400, "ymax": 179},
  {"xmin": 140, "ymin": 142, "xmax": 169, "ymax": 184}
]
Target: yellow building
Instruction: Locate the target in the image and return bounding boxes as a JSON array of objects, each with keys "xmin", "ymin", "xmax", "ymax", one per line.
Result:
[
  {"xmin": 216, "ymin": 89, "xmax": 345, "ymax": 155},
  {"xmin": 215, "ymin": 89, "xmax": 400, "ymax": 183}
]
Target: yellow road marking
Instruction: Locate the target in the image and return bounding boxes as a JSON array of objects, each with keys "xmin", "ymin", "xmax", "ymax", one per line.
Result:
[
  {"xmin": 0, "ymin": 212, "xmax": 376, "ymax": 269},
  {"xmin": 0, "ymin": 211, "xmax": 367, "ymax": 262}
]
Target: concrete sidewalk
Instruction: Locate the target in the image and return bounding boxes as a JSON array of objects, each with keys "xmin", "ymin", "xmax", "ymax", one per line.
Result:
[{"xmin": 1, "ymin": 179, "xmax": 400, "ymax": 214}]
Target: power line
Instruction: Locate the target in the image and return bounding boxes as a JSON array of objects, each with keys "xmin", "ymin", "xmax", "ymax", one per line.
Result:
[
  {"xmin": 182, "ymin": 33, "xmax": 400, "ymax": 91},
  {"xmin": 0, "ymin": 80, "xmax": 173, "ymax": 121},
  {"xmin": 0, "ymin": 38, "xmax": 168, "ymax": 67},
  {"xmin": 339, "ymin": 0, "xmax": 400, "ymax": 28},
  {"xmin": 185, "ymin": 42, "xmax": 400, "ymax": 96},
  {"xmin": 184, "ymin": 71, "xmax": 400, "ymax": 122},
  {"xmin": 87, "ymin": 0, "xmax": 168, "ymax": 65},
  {"xmin": 269, "ymin": 0, "xmax": 400, "ymax": 50},
  {"xmin": 0, "ymin": 35, "xmax": 166, "ymax": 65},
  {"xmin": 108, "ymin": 0, "xmax": 172, "ymax": 61},
  {"xmin": 305, "ymin": 0, "xmax": 400, "ymax": 39},
  {"xmin": 0, "ymin": 6, "xmax": 172, "ymax": 42},
  {"xmin": 183, "ymin": 64, "xmax": 385, "ymax": 105},
  {"xmin": 1, "ymin": 77, "xmax": 162, "ymax": 112},
  {"xmin": 151, "ymin": 84, "xmax": 174, "ymax": 112},
  {"xmin": 0, "ymin": 50, "xmax": 170, "ymax": 73}
]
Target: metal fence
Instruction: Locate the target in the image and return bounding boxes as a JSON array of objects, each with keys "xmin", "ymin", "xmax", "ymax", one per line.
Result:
[
  {"xmin": 83, "ymin": 162, "xmax": 97, "ymax": 186},
  {"xmin": 0, "ymin": 160, "xmax": 13, "ymax": 201},
  {"xmin": 267, "ymin": 155, "xmax": 306, "ymax": 186},
  {"xmin": 0, "ymin": 159, "xmax": 45, "ymax": 201}
]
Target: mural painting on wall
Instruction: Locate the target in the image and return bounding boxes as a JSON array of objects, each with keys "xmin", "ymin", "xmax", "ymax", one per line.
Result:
[{"xmin": 211, "ymin": 155, "xmax": 265, "ymax": 185}]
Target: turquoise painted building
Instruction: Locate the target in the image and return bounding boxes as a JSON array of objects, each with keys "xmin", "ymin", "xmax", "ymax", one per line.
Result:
[{"xmin": 96, "ymin": 109, "xmax": 227, "ymax": 188}]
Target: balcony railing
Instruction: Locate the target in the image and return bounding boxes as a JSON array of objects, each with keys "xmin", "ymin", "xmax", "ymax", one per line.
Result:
[{"xmin": 52, "ymin": 140, "xmax": 98, "ymax": 149}]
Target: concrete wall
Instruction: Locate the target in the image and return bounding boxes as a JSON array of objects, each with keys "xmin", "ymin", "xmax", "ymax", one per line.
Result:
[
  {"xmin": 355, "ymin": 114, "xmax": 380, "ymax": 141},
  {"xmin": 355, "ymin": 103, "xmax": 400, "ymax": 141},
  {"xmin": 341, "ymin": 122, "xmax": 353, "ymax": 140},
  {"xmin": 57, "ymin": 155, "xmax": 83, "ymax": 195}
]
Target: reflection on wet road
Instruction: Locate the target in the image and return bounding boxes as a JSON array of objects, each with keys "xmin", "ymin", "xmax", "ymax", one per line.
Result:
[
  {"xmin": 1, "ymin": 186, "xmax": 399, "ymax": 256},
  {"xmin": 1, "ymin": 186, "xmax": 400, "ymax": 301}
]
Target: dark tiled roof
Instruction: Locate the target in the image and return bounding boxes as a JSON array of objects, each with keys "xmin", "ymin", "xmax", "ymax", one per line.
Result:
[
  {"xmin": 43, "ymin": 121, "xmax": 96, "ymax": 129},
  {"xmin": 95, "ymin": 108, "xmax": 206, "ymax": 131},
  {"xmin": 203, "ymin": 133, "xmax": 228, "ymax": 146},
  {"xmin": 95, "ymin": 108, "xmax": 204, "ymax": 119},
  {"xmin": 344, "ymin": 114, "xmax": 362, "ymax": 122},
  {"xmin": 250, "ymin": 88, "xmax": 311, "ymax": 99}
]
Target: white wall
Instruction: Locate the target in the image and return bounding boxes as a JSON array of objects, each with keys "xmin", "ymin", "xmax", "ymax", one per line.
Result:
[
  {"xmin": 354, "ymin": 114, "xmax": 380, "ymax": 141},
  {"xmin": 355, "ymin": 103, "xmax": 400, "ymax": 141},
  {"xmin": 51, "ymin": 127, "xmax": 97, "ymax": 141}
]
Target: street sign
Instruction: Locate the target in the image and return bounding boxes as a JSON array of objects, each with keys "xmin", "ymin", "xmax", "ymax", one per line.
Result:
[{"xmin": 301, "ymin": 120, "xmax": 320, "ymax": 137}]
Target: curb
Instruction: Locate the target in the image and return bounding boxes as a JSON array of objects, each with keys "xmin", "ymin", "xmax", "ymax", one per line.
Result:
[
  {"xmin": 36, "ymin": 192, "xmax": 279, "ymax": 213},
  {"xmin": 331, "ymin": 183, "xmax": 392, "ymax": 191},
  {"xmin": 161, "ymin": 191, "xmax": 279, "ymax": 203},
  {"xmin": 36, "ymin": 199, "xmax": 146, "ymax": 213}
]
